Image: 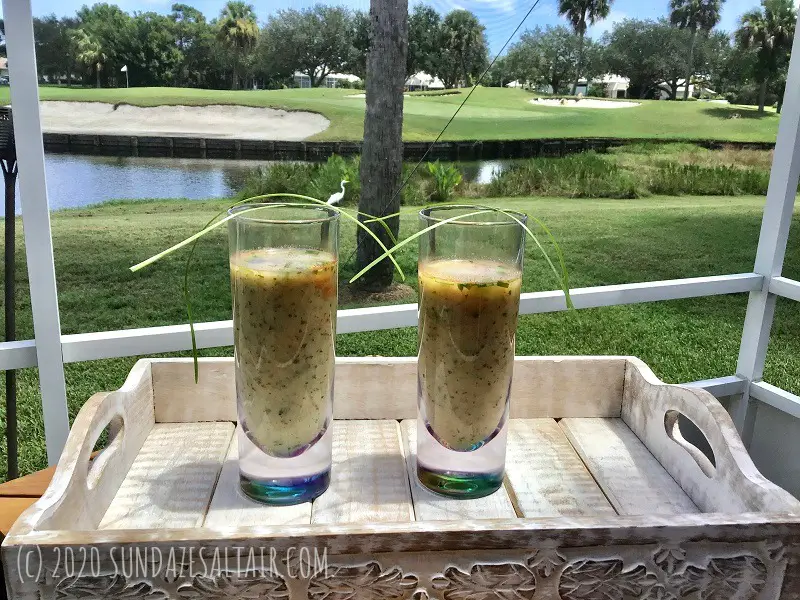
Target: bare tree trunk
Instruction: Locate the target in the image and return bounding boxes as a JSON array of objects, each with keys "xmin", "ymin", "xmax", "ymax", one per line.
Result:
[
  {"xmin": 96, "ymin": 67, "xmax": 100, "ymax": 88},
  {"xmin": 668, "ymin": 79, "xmax": 678, "ymax": 101},
  {"xmin": 758, "ymin": 78, "xmax": 768, "ymax": 113},
  {"xmin": 573, "ymin": 29, "xmax": 585, "ymax": 95},
  {"xmin": 356, "ymin": 0, "xmax": 409, "ymax": 291},
  {"xmin": 683, "ymin": 28, "xmax": 698, "ymax": 101}
]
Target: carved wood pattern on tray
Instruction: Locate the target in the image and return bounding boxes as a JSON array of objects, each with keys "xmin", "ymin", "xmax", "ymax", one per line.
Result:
[{"xmin": 33, "ymin": 541, "xmax": 788, "ymax": 600}]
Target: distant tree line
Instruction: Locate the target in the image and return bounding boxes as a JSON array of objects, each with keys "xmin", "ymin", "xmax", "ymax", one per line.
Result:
[
  {"xmin": 495, "ymin": 0, "xmax": 796, "ymax": 112},
  {"xmin": 8, "ymin": 1, "xmax": 487, "ymax": 91}
]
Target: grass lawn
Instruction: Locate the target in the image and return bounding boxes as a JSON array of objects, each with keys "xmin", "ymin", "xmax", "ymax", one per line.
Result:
[
  {"xmin": 1, "ymin": 194, "xmax": 800, "ymax": 479},
  {"xmin": 0, "ymin": 86, "xmax": 781, "ymax": 142}
]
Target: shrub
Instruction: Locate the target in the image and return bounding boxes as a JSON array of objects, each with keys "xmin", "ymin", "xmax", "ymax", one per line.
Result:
[
  {"xmin": 236, "ymin": 154, "xmax": 427, "ymax": 206},
  {"xmin": 237, "ymin": 162, "xmax": 317, "ymax": 199},
  {"xmin": 611, "ymin": 142, "xmax": 701, "ymax": 156},
  {"xmin": 407, "ymin": 89, "xmax": 461, "ymax": 97},
  {"xmin": 486, "ymin": 152, "xmax": 643, "ymax": 199},
  {"xmin": 649, "ymin": 163, "xmax": 769, "ymax": 196},
  {"xmin": 426, "ymin": 161, "xmax": 463, "ymax": 202},
  {"xmin": 587, "ymin": 84, "xmax": 607, "ymax": 98},
  {"xmin": 310, "ymin": 155, "xmax": 361, "ymax": 205}
]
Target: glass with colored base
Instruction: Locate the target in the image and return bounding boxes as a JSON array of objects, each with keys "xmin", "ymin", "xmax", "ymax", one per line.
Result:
[
  {"xmin": 228, "ymin": 204, "xmax": 339, "ymax": 505},
  {"xmin": 416, "ymin": 206, "xmax": 526, "ymax": 498}
]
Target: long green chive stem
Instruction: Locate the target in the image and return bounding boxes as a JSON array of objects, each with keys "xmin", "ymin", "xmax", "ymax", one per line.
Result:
[
  {"xmin": 131, "ymin": 194, "xmax": 408, "ymax": 381},
  {"xmin": 348, "ymin": 209, "xmax": 492, "ymax": 282}
]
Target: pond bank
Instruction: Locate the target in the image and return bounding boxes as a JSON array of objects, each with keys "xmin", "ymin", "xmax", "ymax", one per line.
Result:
[{"xmin": 41, "ymin": 132, "xmax": 776, "ymax": 162}]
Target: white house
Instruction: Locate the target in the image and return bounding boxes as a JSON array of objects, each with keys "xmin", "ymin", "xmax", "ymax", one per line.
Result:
[
  {"xmin": 0, "ymin": 58, "xmax": 9, "ymax": 80},
  {"xmin": 521, "ymin": 74, "xmax": 630, "ymax": 98},
  {"xmin": 293, "ymin": 71, "xmax": 361, "ymax": 89},
  {"xmin": 596, "ymin": 74, "xmax": 630, "ymax": 98},
  {"xmin": 405, "ymin": 71, "xmax": 445, "ymax": 91},
  {"xmin": 575, "ymin": 74, "xmax": 630, "ymax": 98}
]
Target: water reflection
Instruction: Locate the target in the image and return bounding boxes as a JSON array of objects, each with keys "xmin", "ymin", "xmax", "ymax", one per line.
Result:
[
  {"xmin": 3, "ymin": 155, "xmax": 518, "ymax": 217},
  {"xmin": 5, "ymin": 154, "xmax": 261, "ymax": 216}
]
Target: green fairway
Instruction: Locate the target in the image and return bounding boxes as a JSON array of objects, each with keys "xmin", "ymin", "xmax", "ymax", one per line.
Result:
[
  {"xmin": 1, "ymin": 193, "xmax": 800, "ymax": 478},
  {"xmin": 0, "ymin": 86, "xmax": 781, "ymax": 142}
]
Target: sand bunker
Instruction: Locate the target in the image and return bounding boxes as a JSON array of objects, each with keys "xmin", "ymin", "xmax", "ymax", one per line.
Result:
[
  {"xmin": 39, "ymin": 101, "xmax": 330, "ymax": 140},
  {"xmin": 530, "ymin": 98, "xmax": 641, "ymax": 109}
]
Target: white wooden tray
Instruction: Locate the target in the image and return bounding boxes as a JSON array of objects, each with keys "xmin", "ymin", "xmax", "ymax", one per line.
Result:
[{"xmin": 3, "ymin": 356, "xmax": 800, "ymax": 599}]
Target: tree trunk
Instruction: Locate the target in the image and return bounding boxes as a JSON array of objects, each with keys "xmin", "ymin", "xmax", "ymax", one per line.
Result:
[
  {"xmin": 96, "ymin": 67, "xmax": 100, "ymax": 88},
  {"xmin": 314, "ymin": 70, "xmax": 329, "ymax": 87},
  {"xmin": 356, "ymin": 0, "xmax": 409, "ymax": 291},
  {"xmin": 758, "ymin": 78, "xmax": 768, "ymax": 113},
  {"xmin": 683, "ymin": 28, "xmax": 697, "ymax": 101},
  {"xmin": 573, "ymin": 29, "xmax": 585, "ymax": 95}
]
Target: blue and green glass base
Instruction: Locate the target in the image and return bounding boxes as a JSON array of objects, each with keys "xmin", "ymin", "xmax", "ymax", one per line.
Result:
[
  {"xmin": 240, "ymin": 470, "xmax": 331, "ymax": 505},
  {"xmin": 417, "ymin": 464, "xmax": 503, "ymax": 499}
]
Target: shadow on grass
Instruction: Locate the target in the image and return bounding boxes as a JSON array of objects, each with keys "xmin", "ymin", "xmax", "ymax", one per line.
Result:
[{"xmin": 701, "ymin": 106, "xmax": 776, "ymax": 120}]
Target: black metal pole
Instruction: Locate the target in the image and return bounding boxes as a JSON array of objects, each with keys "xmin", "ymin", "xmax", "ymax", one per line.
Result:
[{"xmin": 2, "ymin": 160, "xmax": 18, "ymax": 481}]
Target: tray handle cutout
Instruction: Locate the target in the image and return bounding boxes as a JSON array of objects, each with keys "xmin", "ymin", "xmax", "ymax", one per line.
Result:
[
  {"xmin": 664, "ymin": 410, "xmax": 716, "ymax": 479},
  {"xmin": 23, "ymin": 361, "xmax": 155, "ymax": 532},
  {"xmin": 86, "ymin": 414, "xmax": 125, "ymax": 491}
]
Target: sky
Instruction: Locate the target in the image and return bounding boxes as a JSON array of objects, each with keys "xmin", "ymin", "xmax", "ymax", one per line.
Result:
[{"xmin": 1, "ymin": 0, "xmax": 792, "ymax": 54}]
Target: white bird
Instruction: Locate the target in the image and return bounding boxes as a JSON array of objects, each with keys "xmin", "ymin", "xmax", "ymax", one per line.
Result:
[{"xmin": 327, "ymin": 180, "xmax": 348, "ymax": 206}]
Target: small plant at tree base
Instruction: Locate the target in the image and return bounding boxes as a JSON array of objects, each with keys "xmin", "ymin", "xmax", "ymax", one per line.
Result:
[{"xmin": 426, "ymin": 161, "xmax": 463, "ymax": 203}]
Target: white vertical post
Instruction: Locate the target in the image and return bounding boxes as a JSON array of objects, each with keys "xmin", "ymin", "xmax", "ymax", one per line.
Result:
[
  {"xmin": 3, "ymin": 0, "xmax": 70, "ymax": 464},
  {"xmin": 734, "ymin": 21, "xmax": 800, "ymax": 446}
]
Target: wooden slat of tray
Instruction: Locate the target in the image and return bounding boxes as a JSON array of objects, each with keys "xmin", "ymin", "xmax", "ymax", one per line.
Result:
[
  {"xmin": 203, "ymin": 432, "xmax": 312, "ymax": 528},
  {"xmin": 400, "ymin": 420, "xmax": 517, "ymax": 521},
  {"xmin": 504, "ymin": 419, "xmax": 616, "ymax": 517},
  {"xmin": 205, "ymin": 420, "xmax": 414, "ymax": 527},
  {"xmin": 311, "ymin": 420, "xmax": 413, "ymax": 524},
  {"xmin": 99, "ymin": 422, "xmax": 234, "ymax": 529},
  {"xmin": 560, "ymin": 418, "xmax": 700, "ymax": 515},
  {"xmin": 150, "ymin": 357, "xmax": 627, "ymax": 423}
]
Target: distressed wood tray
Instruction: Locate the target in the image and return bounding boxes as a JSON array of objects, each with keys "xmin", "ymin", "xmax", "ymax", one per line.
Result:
[{"xmin": 4, "ymin": 356, "xmax": 800, "ymax": 600}]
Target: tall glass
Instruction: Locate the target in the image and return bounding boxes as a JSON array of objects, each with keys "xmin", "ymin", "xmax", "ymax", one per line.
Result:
[
  {"xmin": 228, "ymin": 204, "xmax": 339, "ymax": 505},
  {"xmin": 416, "ymin": 206, "xmax": 526, "ymax": 498}
]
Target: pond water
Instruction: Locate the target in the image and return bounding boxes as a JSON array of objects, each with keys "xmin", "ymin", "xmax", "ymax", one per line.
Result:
[{"xmin": 3, "ymin": 155, "xmax": 516, "ymax": 217}]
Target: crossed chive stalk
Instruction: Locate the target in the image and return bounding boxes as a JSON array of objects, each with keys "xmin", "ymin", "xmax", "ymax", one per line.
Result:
[{"xmin": 130, "ymin": 194, "xmax": 573, "ymax": 381}]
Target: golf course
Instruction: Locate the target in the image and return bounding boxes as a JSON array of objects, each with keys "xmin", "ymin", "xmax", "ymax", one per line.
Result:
[{"xmin": 0, "ymin": 86, "xmax": 782, "ymax": 142}]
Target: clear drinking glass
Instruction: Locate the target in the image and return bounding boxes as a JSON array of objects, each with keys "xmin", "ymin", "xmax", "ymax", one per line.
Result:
[
  {"xmin": 228, "ymin": 204, "xmax": 339, "ymax": 505},
  {"xmin": 416, "ymin": 206, "xmax": 526, "ymax": 498}
]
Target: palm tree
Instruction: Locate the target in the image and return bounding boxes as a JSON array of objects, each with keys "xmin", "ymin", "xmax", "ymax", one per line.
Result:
[
  {"xmin": 557, "ymin": 0, "xmax": 613, "ymax": 95},
  {"xmin": 217, "ymin": 1, "xmax": 259, "ymax": 90},
  {"xmin": 356, "ymin": 0, "xmax": 408, "ymax": 290},
  {"xmin": 70, "ymin": 29, "xmax": 106, "ymax": 88},
  {"xmin": 670, "ymin": 0, "xmax": 724, "ymax": 100},
  {"xmin": 737, "ymin": 0, "xmax": 796, "ymax": 112}
]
